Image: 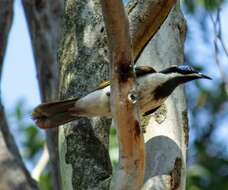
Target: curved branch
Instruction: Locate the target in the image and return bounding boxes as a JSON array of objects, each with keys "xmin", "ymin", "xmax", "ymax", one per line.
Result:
[
  {"xmin": 127, "ymin": 0, "xmax": 177, "ymax": 61},
  {"xmin": 0, "ymin": 1, "xmax": 38, "ymax": 189},
  {"xmin": 22, "ymin": 1, "xmax": 64, "ymax": 189},
  {"xmin": 0, "ymin": 105, "xmax": 38, "ymax": 190}
]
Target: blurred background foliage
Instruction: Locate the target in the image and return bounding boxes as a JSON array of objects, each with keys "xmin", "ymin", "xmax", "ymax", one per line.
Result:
[
  {"xmin": 7, "ymin": 0, "xmax": 227, "ymax": 189},
  {"xmin": 183, "ymin": 0, "xmax": 228, "ymax": 190},
  {"xmin": 10, "ymin": 100, "xmax": 51, "ymax": 189}
]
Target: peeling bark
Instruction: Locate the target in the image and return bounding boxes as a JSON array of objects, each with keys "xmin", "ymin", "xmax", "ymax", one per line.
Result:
[
  {"xmin": 0, "ymin": 1, "xmax": 38, "ymax": 189},
  {"xmin": 136, "ymin": 3, "xmax": 188, "ymax": 190},
  {"xmin": 22, "ymin": 1, "xmax": 64, "ymax": 189},
  {"xmin": 58, "ymin": 1, "xmax": 112, "ymax": 189},
  {"xmin": 170, "ymin": 157, "xmax": 182, "ymax": 190}
]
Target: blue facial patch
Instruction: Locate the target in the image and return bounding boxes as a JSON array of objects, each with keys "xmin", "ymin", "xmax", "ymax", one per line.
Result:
[
  {"xmin": 160, "ymin": 65, "xmax": 198, "ymax": 74},
  {"xmin": 177, "ymin": 65, "xmax": 197, "ymax": 74},
  {"xmin": 178, "ymin": 65, "xmax": 193, "ymax": 72}
]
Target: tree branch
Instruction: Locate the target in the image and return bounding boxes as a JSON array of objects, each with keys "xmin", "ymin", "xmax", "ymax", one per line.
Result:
[
  {"xmin": 0, "ymin": 105, "xmax": 38, "ymax": 190},
  {"xmin": 127, "ymin": 0, "xmax": 177, "ymax": 60},
  {"xmin": 100, "ymin": 0, "xmax": 145, "ymax": 189},
  {"xmin": 22, "ymin": 1, "xmax": 64, "ymax": 189}
]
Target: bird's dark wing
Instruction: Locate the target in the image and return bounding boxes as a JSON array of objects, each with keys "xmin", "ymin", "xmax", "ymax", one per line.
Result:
[
  {"xmin": 94, "ymin": 66, "xmax": 156, "ymax": 91},
  {"xmin": 159, "ymin": 65, "xmax": 178, "ymax": 74},
  {"xmin": 143, "ymin": 106, "xmax": 161, "ymax": 116},
  {"xmin": 135, "ymin": 66, "xmax": 157, "ymax": 77}
]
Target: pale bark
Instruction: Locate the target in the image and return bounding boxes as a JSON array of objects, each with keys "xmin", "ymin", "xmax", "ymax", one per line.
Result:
[
  {"xmin": 137, "ymin": 4, "xmax": 187, "ymax": 190},
  {"xmin": 22, "ymin": 1, "xmax": 64, "ymax": 189},
  {"xmin": 0, "ymin": 1, "xmax": 38, "ymax": 189},
  {"xmin": 100, "ymin": 0, "xmax": 144, "ymax": 189},
  {"xmin": 58, "ymin": 1, "xmax": 112, "ymax": 189}
]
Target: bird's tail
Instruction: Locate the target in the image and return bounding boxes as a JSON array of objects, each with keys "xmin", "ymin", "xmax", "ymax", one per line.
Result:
[{"xmin": 32, "ymin": 98, "xmax": 78, "ymax": 129}]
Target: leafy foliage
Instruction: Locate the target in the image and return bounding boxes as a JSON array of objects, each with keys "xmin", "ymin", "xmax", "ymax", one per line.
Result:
[
  {"xmin": 38, "ymin": 171, "xmax": 52, "ymax": 190},
  {"xmin": 12, "ymin": 100, "xmax": 44, "ymax": 162}
]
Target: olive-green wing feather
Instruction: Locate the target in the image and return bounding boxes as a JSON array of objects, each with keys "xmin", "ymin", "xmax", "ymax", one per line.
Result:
[
  {"xmin": 95, "ymin": 80, "xmax": 111, "ymax": 91},
  {"xmin": 135, "ymin": 65, "xmax": 156, "ymax": 77}
]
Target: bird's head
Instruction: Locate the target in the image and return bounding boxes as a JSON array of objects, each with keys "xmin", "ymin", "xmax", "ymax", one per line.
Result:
[
  {"xmin": 160, "ymin": 65, "xmax": 211, "ymax": 84},
  {"xmin": 153, "ymin": 65, "xmax": 211, "ymax": 100}
]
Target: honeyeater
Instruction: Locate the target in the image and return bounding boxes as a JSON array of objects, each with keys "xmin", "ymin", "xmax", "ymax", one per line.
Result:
[{"xmin": 32, "ymin": 65, "xmax": 211, "ymax": 129}]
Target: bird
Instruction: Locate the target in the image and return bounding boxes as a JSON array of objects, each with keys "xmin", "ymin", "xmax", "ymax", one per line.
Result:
[{"xmin": 32, "ymin": 65, "xmax": 211, "ymax": 129}]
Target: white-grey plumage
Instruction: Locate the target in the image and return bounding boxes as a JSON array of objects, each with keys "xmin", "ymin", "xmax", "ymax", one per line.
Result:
[
  {"xmin": 32, "ymin": 65, "xmax": 211, "ymax": 129},
  {"xmin": 71, "ymin": 73, "xmax": 169, "ymax": 117}
]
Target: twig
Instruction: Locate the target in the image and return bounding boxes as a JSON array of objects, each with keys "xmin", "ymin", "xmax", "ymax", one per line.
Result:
[
  {"xmin": 209, "ymin": 9, "xmax": 228, "ymax": 89},
  {"xmin": 216, "ymin": 8, "xmax": 228, "ymax": 58}
]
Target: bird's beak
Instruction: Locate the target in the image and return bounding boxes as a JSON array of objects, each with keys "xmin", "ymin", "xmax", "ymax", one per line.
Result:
[{"xmin": 197, "ymin": 72, "xmax": 212, "ymax": 80}]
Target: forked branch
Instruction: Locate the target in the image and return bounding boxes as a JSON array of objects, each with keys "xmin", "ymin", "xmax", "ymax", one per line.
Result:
[{"xmin": 100, "ymin": 0, "xmax": 145, "ymax": 189}]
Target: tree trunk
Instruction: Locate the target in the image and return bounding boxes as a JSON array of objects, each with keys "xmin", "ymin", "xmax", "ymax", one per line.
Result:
[
  {"xmin": 137, "ymin": 4, "xmax": 187, "ymax": 190},
  {"xmin": 58, "ymin": 0, "xmax": 112, "ymax": 189},
  {"xmin": 0, "ymin": 1, "xmax": 38, "ymax": 189},
  {"xmin": 58, "ymin": 0, "xmax": 187, "ymax": 189},
  {"xmin": 22, "ymin": 1, "xmax": 64, "ymax": 189},
  {"xmin": 100, "ymin": 0, "xmax": 145, "ymax": 189}
]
